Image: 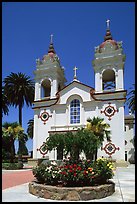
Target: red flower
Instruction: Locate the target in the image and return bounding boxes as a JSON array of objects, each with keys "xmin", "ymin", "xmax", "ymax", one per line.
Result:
[
  {"xmin": 69, "ymin": 169, "xmax": 73, "ymax": 173},
  {"xmin": 61, "ymin": 171, "xmax": 67, "ymax": 175},
  {"xmin": 73, "ymin": 164, "xmax": 77, "ymax": 168},
  {"xmin": 77, "ymin": 166, "xmax": 82, "ymax": 171},
  {"xmin": 74, "ymin": 173, "xmax": 76, "ymax": 176}
]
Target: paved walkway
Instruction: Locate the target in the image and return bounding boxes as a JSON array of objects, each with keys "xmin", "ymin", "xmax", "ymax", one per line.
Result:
[
  {"xmin": 2, "ymin": 169, "xmax": 34, "ymax": 190},
  {"xmin": 2, "ymin": 164, "xmax": 135, "ymax": 202}
]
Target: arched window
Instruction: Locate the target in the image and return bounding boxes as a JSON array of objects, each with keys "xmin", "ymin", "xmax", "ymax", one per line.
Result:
[
  {"xmin": 70, "ymin": 99, "xmax": 80, "ymax": 124},
  {"xmin": 41, "ymin": 79, "xmax": 51, "ymax": 98},
  {"xmin": 102, "ymin": 69, "xmax": 115, "ymax": 90}
]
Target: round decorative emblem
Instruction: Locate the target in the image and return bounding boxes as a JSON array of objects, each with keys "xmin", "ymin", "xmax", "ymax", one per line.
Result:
[
  {"xmin": 101, "ymin": 142, "xmax": 120, "ymax": 157},
  {"xmin": 38, "ymin": 110, "xmax": 52, "ymax": 124},
  {"xmin": 101, "ymin": 102, "xmax": 118, "ymax": 120},
  {"xmin": 37, "ymin": 142, "xmax": 48, "ymax": 158},
  {"xmin": 41, "ymin": 112, "xmax": 49, "ymax": 121}
]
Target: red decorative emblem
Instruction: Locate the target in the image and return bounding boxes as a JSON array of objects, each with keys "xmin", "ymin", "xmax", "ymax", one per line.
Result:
[
  {"xmin": 38, "ymin": 110, "xmax": 52, "ymax": 124},
  {"xmin": 101, "ymin": 142, "xmax": 120, "ymax": 157},
  {"xmin": 101, "ymin": 102, "xmax": 118, "ymax": 120},
  {"xmin": 37, "ymin": 142, "xmax": 48, "ymax": 158}
]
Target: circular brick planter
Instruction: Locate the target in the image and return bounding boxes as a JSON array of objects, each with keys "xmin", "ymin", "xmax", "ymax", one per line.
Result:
[{"xmin": 29, "ymin": 180, "xmax": 115, "ymax": 201}]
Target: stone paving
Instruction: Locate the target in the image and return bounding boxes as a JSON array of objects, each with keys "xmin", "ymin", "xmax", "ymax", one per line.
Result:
[{"xmin": 2, "ymin": 164, "xmax": 135, "ymax": 202}]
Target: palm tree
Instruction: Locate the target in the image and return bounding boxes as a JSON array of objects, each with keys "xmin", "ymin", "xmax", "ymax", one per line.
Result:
[
  {"xmin": 2, "ymin": 86, "xmax": 10, "ymax": 117},
  {"xmin": 3, "ymin": 72, "xmax": 35, "ymax": 162},
  {"xmin": 27, "ymin": 119, "xmax": 34, "ymax": 139},
  {"xmin": 2, "ymin": 122, "xmax": 25, "ymax": 163},
  {"xmin": 126, "ymin": 84, "xmax": 135, "ymax": 114},
  {"xmin": 86, "ymin": 117, "xmax": 111, "ymax": 160}
]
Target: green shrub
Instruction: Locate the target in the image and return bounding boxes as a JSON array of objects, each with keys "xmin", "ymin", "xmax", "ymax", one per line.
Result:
[
  {"xmin": 92, "ymin": 157, "xmax": 115, "ymax": 184},
  {"xmin": 2, "ymin": 162, "xmax": 24, "ymax": 170}
]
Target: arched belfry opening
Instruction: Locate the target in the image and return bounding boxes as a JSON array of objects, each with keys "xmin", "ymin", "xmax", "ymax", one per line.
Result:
[
  {"xmin": 41, "ymin": 79, "xmax": 51, "ymax": 98},
  {"xmin": 102, "ymin": 69, "xmax": 115, "ymax": 90}
]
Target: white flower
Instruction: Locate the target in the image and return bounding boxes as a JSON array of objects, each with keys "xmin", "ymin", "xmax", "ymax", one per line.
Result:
[
  {"xmin": 46, "ymin": 166, "xmax": 52, "ymax": 172},
  {"xmin": 51, "ymin": 161, "xmax": 57, "ymax": 166}
]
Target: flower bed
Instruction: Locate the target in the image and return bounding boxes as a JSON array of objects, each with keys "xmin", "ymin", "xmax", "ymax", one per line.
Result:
[{"xmin": 29, "ymin": 158, "xmax": 115, "ymax": 200}]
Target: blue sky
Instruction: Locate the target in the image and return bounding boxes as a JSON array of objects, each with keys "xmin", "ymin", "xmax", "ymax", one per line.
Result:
[{"xmin": 2, "ymin": 2, "xmax": 135, "ymax": 152}]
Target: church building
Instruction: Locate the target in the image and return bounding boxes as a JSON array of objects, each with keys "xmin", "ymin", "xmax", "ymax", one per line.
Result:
[{"xmin": 32, "ymin": 21, "xmax": 134, "ymax": 164}]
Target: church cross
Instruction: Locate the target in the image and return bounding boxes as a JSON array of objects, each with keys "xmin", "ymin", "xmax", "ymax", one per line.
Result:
[
  {"xmin": 106, "ymin": 19, "xmax": 110, "ymax": 30},
  {"xmin": 50, "ymin": 34, "xmax": 53, "ymax": 43},
  {"xmin": 73, "ymin": 66, "xmax": 78, "ymax": 80}
]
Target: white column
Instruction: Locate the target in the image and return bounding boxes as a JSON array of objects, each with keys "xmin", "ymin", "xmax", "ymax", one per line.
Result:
[
  {"xmin": 117, "ymin": 69, "xmax": 124, "ymax": 90},
  {"xmin": 51, "ymin": 79, "xmax": 58, "ymax": 98},
  {"xmin": 39, "ymin": 83, "xmax": 41, "ymax": 99},
  {"xmin": 35, "ymin": 82, "xmax": 40, "ymax": 101},
  {"xmin": 95, "ymin": 72, "xmax": 102, "ymax": 92},
  {"xmin": 33, "ymin": 110, "xmax": 39, "ymax": 158},
  {"xmin": 115, "ymin": 72, "xmax": 118, "ymax": 90}
]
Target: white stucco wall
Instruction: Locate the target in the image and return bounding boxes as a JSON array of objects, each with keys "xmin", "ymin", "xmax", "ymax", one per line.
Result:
[{"xmin": 33, "ymin": 79, "xmax": 127, "ymax": 162}]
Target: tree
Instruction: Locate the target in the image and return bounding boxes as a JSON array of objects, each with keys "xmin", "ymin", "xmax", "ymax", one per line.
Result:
[
  {"xmin": 17, "ymin": 131, "xmax": 28, "ymax": 155},
  {"xmin": 2, "ymin": 86, "xmax": 10, "ymax": 117},
  {"xmin": 45, "ymin": 133, "xmax": 65, "ymax": 160},
  {"xmin": 17, "ymin": 142, "xmax": 28, "ymax": 155},
  {"xmin": 27, "ymin": 119, "xmax": 34, "ymax": 139},
  {"xmin": 2, "ymin": 122, "xmax": 25, "ymax": 163},
  {"xmin": 44, "ymin": 123, "xmax": 110, "ymax": 162},
  {"xmin": 3, "ymin": 72, "xmax": 35, "ymax": 163},
  {"xmin": 2, "ymin": 134, "xmax": 12, "ymax": 161},
  {"xmin": 126, "ymin": 84, "xmax": 135, "ymax": 114},
  {"xmin": 86, "ymin": 117, "xmax": 111, "ymax": 160}
]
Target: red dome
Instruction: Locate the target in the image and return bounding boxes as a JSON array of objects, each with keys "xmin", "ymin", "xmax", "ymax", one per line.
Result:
[{"xmin": 99, "ymin": 39, "xmax": 118, "ymax": 49}]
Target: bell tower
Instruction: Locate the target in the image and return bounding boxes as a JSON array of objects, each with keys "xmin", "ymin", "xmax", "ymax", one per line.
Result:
[
  {"xmin": 34, "ymin": 34, "xmax": 66, "ymax": 101},
  {"xmin": 92, "ymin": 20, "xmax": 126, "ymax": 93}
]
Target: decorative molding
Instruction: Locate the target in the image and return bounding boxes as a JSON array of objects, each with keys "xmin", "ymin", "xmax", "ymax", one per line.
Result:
[
  {"xmin": 100, "ymin": 102, "xmax": 118, "ymax": 120},
  {"xmin": 101, "ymin": 142, "xmax": 120, "ymax": 157},
  {"xmin": 37, "ymin": 142, "xmax": 48, "ymax": 158},
  {"xmin": 38, "ymin": 109, "xmax": 52, "ymax": 124},
  {"xmin": 90, "ymin": 89, "xmax": 127, "ymax": 102}
]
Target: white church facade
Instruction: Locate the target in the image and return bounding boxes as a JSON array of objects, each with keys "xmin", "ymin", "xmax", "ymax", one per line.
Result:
[{"xmin": 32, "ymin": 22, "xmax": 134, "ymax": 164}]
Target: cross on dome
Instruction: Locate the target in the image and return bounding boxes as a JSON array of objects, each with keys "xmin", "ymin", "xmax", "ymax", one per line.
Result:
[
  {"xmin": 50, "ymin": 34, "xmax": 53, "ymax": 44},
  {"xmin": 73, "ymin": 66, "xmax": 78, "ymax": 80},
  {"xmin": 106, "ymin": 19, "xmax": 110, "ymax": 30},
  {"xmin": 48, "ymin": 34, "xmax": 56, "ymax": 54}
]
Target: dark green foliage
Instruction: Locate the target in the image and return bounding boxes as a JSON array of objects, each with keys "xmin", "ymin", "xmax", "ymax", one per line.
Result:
[
  {"xmin": 17, "ymin": 141, "xmax": 28, "ymax": 155},
  {"xmin": 2, "ymin": 134, "xmax": 13, "ymax": 160},
  {"xmin": 27, "ymin": 119, "xmax": 34, "ymax": 139},
  {"xmin": 2, "ymin": 162, "xmax": 24, "ymax": 170},
  {"xmin": 2, "ymin": 86, "xmax": 10, "ymax": 116},
  {"xmin": 3, "ymin": 72, "xmax": 35, "ymax": 163},
  {"xmin": 44, "ymin": 125, "xmax": 110, "ymax": 161},
  {"xmin": 32, "ymin": 158, "xmax": 114, "ymax": 187}
]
